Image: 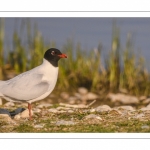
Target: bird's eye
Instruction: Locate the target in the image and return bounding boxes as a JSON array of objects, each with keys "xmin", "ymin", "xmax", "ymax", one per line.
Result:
[{"xmin": 51, "ymin": 51, "xmax": 55, "ymax": 55}]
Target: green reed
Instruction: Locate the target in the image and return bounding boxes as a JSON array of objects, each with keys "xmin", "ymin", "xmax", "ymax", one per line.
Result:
[
  {"xmin": 1, "ymin": 19, "xmax": 150, "ymax": 96},
  {"xmin": 0, "ymin": 18, "xmax": 4, "ymax": 79}
]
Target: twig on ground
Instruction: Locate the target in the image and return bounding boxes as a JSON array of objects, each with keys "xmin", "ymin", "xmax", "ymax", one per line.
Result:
[{"xmin": 59, "ymin": 100, "xmax": 96, "ymax": 109}]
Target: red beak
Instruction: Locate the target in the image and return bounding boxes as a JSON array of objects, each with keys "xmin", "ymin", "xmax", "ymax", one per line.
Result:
[{"xmin": 58, "ymin": 53, "xmax": 67, "ymax": 58}]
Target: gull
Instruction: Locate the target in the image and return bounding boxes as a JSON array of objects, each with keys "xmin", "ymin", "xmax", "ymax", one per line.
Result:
[{"xmin": 0, "ymin": 48, "xmax": 67, "ymax": 120}]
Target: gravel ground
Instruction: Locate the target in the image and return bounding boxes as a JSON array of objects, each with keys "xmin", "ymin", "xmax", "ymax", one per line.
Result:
[
  {"xmin": 1, "ymin": 100, "xmax": 150, "ymax": 132},
  {"xmin": 1, "ymin": 88, "xmax": 150, "ymax": 132}
]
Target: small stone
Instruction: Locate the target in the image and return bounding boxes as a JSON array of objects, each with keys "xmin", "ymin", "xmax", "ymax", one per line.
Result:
[
  {"xmin": 67, "ymin": 110, "xmax": 74, "ymax": 113},
  {"xmin": 48, "ymin": 108, "xmax": 58, "ymax": 113},
  {"xmin": 20, "ymin": 109, "xmax": 33, "ymax": 118},
  {"xmin": 140, "ymin": 107, "xmax": 150, "ymax": 111},
  {"xmin": 0, "ymin": 114, "xmax": 10, "ymax": 118},
  {"xmin": 121, "ymin": 110, "xmax": 132, "ymax": 116},
  {"xmin": 0, "ymin": 98, "xmax": 2, "ymax": 105},
  {"xmin": 74, "ymin": 93, "xmax": 81, "ymax": 99},
  {"xmin": 68, "ymin": 96, "xmax": 77, "ymax": 104},
  {"xmin": 109, "ymin": 109, "xmax": 122, "ymax": 115},
  {"xmin": 34, "ymin": 124, "xmax": 44, "ymax": 128},
  {"xmin": 135, "ymin": 113, "xmax": 145, "ymax": 119},
  {"xmin": 37, "ymin": 103, "xmax": 52, "ymax": 109},
  {"xmin": 56, "ymin": 107, "xmax": 70, "ymax": 110},
  {"xmin": 142, "ymin": 98, "xmax": 150, "ymax": 104},
  {"xmin": 60, "ymin": 92, "xmax": 69, "ymax": 99},
  {"xmin": 58, "ymin": 110, "xmax": 66, "ymax": 113},
  {"xmin": 119, "ymin": 88, "xmax": 128, "ymax": 94},
  {"xmin": 141, "ymin": 125, "xmax": 149, "ymax": 129},
  {"xmin": 4, "ymin": 102, "xmax": 15, "ymax": 107},
  {"xmin": 117, "ymin": 106, "xmax": 135, "ymax": 111},
  {"xmin": 78, "ymin": 87, "xmax": 88, "ymax": 95},
  {"xmin": 16, "ymin": 103, "xmax": 28, "ymax": 107},
  {"xmin": 90, "ymin": 108, "xmax": 96, "ymax": 113},
  {"xmin": 56, "ymin": 120, "xmax": 76, "ymax": 126},
  {"xmin": 14, "ymin": 114, "xmax": 21, "ymax": 120},
  {"xmin": 33, "ymin": 108, "xmax": 41, "ymax": 113},
  {"xmin": 84, "ymin": 114, "xmax": 103, "ymax": 120},
  {"xmin": 83, "ymin": 114, "xmax": 103, "ymax": 124},
  {"xmin": 86, "ymin": 92, "xmax": 98, "ymax": 100},
  {"xmin": 139, "ymin": 96, "xmax": 147, "ymax": 101},
  {"xmin": 107, "ymin": 93, "xmax": 139, "ymax": 104},
  {"xmin": 95, "ymin": 105, "xmax": 112, "ymax": 112},
  {"xmin": 0, "ymin": 114, "xmax": 13, "ymax": 122},
  {"xmin": 146, "ymin": 103, "xmax": 150, "ymax": 108},
  {"xmin": 80, "ymin": 92, "xmax": 98, "ymax": 102},
  {"xmin": 83, "ymin": 109, "xmax": 90, "ymax": 113}
]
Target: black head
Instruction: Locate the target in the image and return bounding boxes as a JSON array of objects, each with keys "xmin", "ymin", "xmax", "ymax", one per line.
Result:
[{"xmin": 44, "ymin": 48, "xmax": 67, "ymax": 67}]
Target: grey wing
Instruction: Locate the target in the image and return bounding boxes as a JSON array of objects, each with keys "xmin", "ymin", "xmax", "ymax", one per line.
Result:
[{"xmin": 1, "ymin": 73, "xmax": 49, "ymax": 101}]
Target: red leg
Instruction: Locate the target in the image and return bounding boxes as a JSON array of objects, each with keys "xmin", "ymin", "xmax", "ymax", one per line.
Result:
[{"xmin": 28, "ymin": 103, "xmax": 32, "ymax": 120}]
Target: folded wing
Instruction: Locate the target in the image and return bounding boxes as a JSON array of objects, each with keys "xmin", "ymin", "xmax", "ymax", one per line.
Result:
[{"xmin": 0, "ymin": 72, "xmax": 49, "ymax": 101}]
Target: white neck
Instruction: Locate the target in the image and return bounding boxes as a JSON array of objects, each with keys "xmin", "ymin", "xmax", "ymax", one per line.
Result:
[{"xmin": 40, "ymin": 58, "xmax": 58, "ymax": 77}]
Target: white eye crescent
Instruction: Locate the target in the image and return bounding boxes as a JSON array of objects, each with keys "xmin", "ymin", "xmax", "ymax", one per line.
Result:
[{"xmin": 51, "ymin": 51, "xmax": 55, "ymax": 55}]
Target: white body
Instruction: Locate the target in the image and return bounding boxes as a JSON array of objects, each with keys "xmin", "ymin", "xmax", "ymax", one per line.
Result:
[{"xmin": 0, "ymin": 59, "xmax": 58, "ymax": 103}]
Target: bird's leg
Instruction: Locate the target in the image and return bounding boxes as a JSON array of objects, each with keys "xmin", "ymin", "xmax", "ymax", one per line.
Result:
[{"xmin": 28, "ymin": 103, "xmax": 32, "ymax": 120}]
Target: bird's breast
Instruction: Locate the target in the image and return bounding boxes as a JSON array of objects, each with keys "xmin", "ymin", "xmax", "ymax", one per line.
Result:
[{"xmin": 41, "ymin": 67, "xmax": 59, "ymax": 91}]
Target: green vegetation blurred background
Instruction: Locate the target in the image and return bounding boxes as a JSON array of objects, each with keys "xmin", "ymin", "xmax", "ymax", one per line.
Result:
[{"xmin": 0, "ymin": 18, "xmax": 150, "ymax": 96}]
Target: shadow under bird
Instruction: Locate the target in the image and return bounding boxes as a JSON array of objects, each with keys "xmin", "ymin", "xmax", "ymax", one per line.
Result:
[{"xmin": 0, "ymin": 48, "xmax": 67, "ymax": 120}]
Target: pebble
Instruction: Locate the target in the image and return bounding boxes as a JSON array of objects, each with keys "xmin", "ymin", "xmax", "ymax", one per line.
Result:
[
  {"xmin": 0, "ymin": 114, "xmax": 10, "ymax": 118},
  {"xmin": 34, "ymin": 124, "xmax": 44, "ymax": 128},
  {"xmin": 117, "ymin": 106, "xmax": 135, "ymax": 111},
  {"xmin": 14, "ymin": 114, "xmax": 21, "ymax": 120},
  {"xmin": 57, "ymin": 110, "xmax": 67, "ymax": 113},
  {"xmin": 60, "ymin": 92, "xmax": 70, "ymax": 99},
  {"xmin": 0, "ymin": 98, "xmax": 2, "ymax": 105},
  {"xmin": 142, "ymin": 98, "xmax": 150, "ymax": 104},
  {"xmin": 37, "ymin": 103, "xmax": 52, "ymax": 109},
  {"xmin": 90, "ymin": 108, "xmax": 96, "ymax": 113},
  {"xmin": 121, "ymin": 111, "xmax": 132, "ymax": 116},
  {"xmin": 139, "ymin": 96, "xmax": 147, "ymax": 101},
  {"xmin": 20, "ymin": 109, "xmax": 33, "ymax": 118},
  {"xmin": 4, "ymin": 102, "xmax": 15, "ymax": 107},
  {"xmin": 109, "ymin": 109, "xmax": 122, "ymax": 115},
  {"xmin": 86, "ymin": 92, "xmax": 98, "ymax": 100},
  {"xmin": 135, "ymin": 113, "xmax": 145, "ymax": 119},
  {"xmin": 140, "ymin": 107, "xmax": 150, "ymax": 111},
  {"xmin": 18, "ymin": 103, "xmax": 28, "ymax": 107},
  {"xmin": 48, "ymin": 108, "xmax": 58, "ymax": 113},
  {"xmin": 33, "ymin": 108, "xmax": 41, "ymax": 113},
  {"xmin": 83, "ymin": 114, "xmax": 103, "ymax": 124},
  {"xmin": 67, "ymin": 110, "xmax": 74, "ymax": 113},
  {"xmin": 140, "ymin": 104, "xmax": 150, "ymax": 111},
  {"xmin": 141, "ymin": 125, "xmax": 149, "ymax": 129},
  {"xmin": 0, "ymin": 114, "xmax": 13, "ymax": 122},
  {"xmin": 56, "ymin": 120, "xmax": 76, "ymax": 126},
  {"xmin": 74, "ymin": 93, "xmax": 81, "ymax": 99},
  {"xmin": 80, "ymin": 92, "xmax": 98, "ymax": 102},
  {"xmin": 146, "ymin": 103, "xmax": 150, "ymax": 108},
  {"xmin": 107, "ymin": 93, "xmax": 139, "ymax": 104},
  {"xmin": 84, "ymin": 114, "xmax": 103, "ymax": 120},
  {"xmin": 95, "ymin": 105, "xmax": 112, "ymax": 112},
  {"xmin": 78, "ymin": 87, "xmax": 88, "ymax": 95},
  {"xmin": 56, "ymin": 107, "xmax": 70, "ymax": 110},
  {"xmin": 68, "ymin": 96, "xmax": 77, "ymax": 104}
]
